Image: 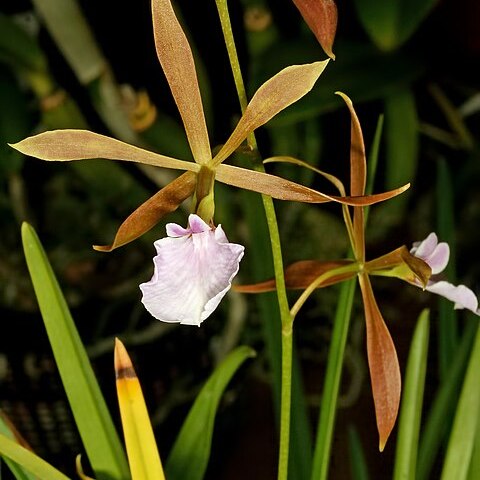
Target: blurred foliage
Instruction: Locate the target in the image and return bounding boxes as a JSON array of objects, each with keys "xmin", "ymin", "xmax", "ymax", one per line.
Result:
[{"xmin": 1, "ymin": 0, "xmax": 480, "ymax": 478}]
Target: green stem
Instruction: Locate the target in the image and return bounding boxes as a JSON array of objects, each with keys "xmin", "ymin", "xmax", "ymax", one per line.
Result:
[
  {"xmin": 214, "ymin": 0, "xmax": 256, "ymax": 149},
  {"xmin": 214, "ymin": 2, "xmax": 294, "ymax": 478},
  {"xmin": 279, "ymin": 329, "xmax": 293, "ymax": 479},
  {"xmin": 290, "ymin": 263, "xmax": 360, "ymax": 320}
]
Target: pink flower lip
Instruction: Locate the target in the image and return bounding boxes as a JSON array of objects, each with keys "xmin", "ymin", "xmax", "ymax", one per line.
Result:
[
  {"xmin": 411, "ymin": 233, "xmax": 479, "ymax": 316},
  {"xmin": 140, "ymin": 214, "xmax": 244, "ymax": 325}
]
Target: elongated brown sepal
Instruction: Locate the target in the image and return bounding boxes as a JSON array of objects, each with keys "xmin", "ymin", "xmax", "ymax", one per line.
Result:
[
  {"xmin": 337, "ymin": 92, "xmax": 367, "ymax": 261},
  {"xmin": 235, "ymin": 259, "xmax": 355, "ymax": 293},
  {"xmin": 212, "ymin": 61, "xmax": 329, "ymax": 166},
  {"xmin": 94, "ymin": 171, "xmax": 196, "ymax": 252},
  {"xmin": 152, "ymin": 0, "xmax": 211, "ymax": 165},
  {"xmin": 216, "ymin": 163, "xmax": 409, "ymax": 206},
  {"xmin": 359, "ymin": 274, "xmax": 401, "ymax": 451},
  {"xmin": 9, "ymin": 129, "xmax": 199, "ymax": 172},
  {"xmin": 292, "ymin": 0, "xmax": 338, "ymax": 59}
]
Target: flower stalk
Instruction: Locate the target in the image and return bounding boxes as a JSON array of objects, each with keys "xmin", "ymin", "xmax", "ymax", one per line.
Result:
[{"xmin": 214, "ymin": 1, "xmax": 294, "ymax": 478}]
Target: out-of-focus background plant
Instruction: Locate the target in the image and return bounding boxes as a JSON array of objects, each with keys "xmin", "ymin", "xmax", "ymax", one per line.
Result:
[{"xmin": 1, "ymin": 0, "xmax": 479, "ymax": 478}]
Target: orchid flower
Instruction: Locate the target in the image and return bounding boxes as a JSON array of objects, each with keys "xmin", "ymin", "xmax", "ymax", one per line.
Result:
[
  {"xmin": 140, "ymin": 214, "xmax": 244, "ymax": 326},
  {"xmin": 9, "ymin": 0, "xmax": 408, "ymax": 251},
  {"xmin": 410, "ymin": 233, "xmax": 480, "ymax": 315},
  {"xmin": 8, "ymin": 1, "xmax": 408, "ymax": 326},
  {"xmin": 238, "ymin": 92, "xmax": 480, "ymax": 448},
  {"xmin": 237, "ymin": 93, "xmax": 418, "ymax": 450}
]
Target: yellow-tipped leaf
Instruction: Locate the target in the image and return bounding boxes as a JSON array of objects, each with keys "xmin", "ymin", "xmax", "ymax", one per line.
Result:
[{"xmin": 115, "ymin": 339, "xmax": 165, "ymax": 480}]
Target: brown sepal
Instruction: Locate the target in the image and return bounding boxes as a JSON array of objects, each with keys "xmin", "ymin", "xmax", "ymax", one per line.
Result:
[
  {"xmin": 94, "ymin": 171, "xmax": 196, "ymax": 252},
  {"xmin": 292, "ymin": 0, "xmax": 338, "ymax": 59},
  {"xmin": 359, "ymin": 274, "xmax": 401, "ymax": 451},
  {"xmin": 235, "ymin": 259, "xmax": 355, "ymax": 293}
]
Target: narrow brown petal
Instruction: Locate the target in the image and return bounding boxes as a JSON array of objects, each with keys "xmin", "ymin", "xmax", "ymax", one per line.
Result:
[
  {"xmin": 94, "ymin": 171, "xmax": 196, "ymax": 252},
  {"xmin": 337, "ymin": 92, "xmax": 367, "ymax": 261},
  {"xmin": 235, "ymin": 259, "xmax": 355, "ymax": 293},
  {"xmin": 216, "ymin": 163, "xmax": 409, "ymax": 206},
  {"xmin": 359, "ymin": 274, "xmax": 401, "ymax": 451},
  {"xmin": 10, "ymin": 130, "xmax": 199, "ymax": 172},
  {"xmin": 212, "ymin": 61, "xmax": 329, "ymax": 166},
  {"xmin": 292, "ymin": 0, "xmax": 338, "ymax": 59},
  {"xmin": 152, "ymin": 0, "xmax": 211, "ymax": 165}
]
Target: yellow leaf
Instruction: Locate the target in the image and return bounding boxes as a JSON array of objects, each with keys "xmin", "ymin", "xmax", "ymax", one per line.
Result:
[{"xmin": 115, "ymin": 339, "xmax": 165, "ymax": 480}]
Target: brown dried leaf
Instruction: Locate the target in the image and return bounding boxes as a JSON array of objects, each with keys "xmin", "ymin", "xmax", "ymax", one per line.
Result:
[
  {"xmin": 216, "ymin": 163, "xmax": 409, "ymax": 206},
  {"xmin": 212, "ymin": 61, "xmax": 329, "ymax": 166},
  {"xmin": 94, "ymin": 171, "xmax": 196, "ymax": 252},
  {"xmin": 235, "ymin": 259, "xmax": 355, "ymax": 293},
  {"xmin": 152, "ymin": 0, "xmax": 211, "ymax": 165},
  {"xmin": 9, "ymin": 130, "xmax": 199, "ymax": 172},
  {"xmin": 359, "ymin": 274, "xmax": 401, "ymax": 451},
  {"xmin": 292, "ymin": 0, "xmax": 338, "ymax": 59}
]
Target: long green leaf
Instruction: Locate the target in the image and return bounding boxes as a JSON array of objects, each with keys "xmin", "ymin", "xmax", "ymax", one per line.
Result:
[
  {"xmin": 21, "ymin": 223, "xmax": 130, "ymax": 480},
  {"xmin": 166, "ymin": 346, "xmax": 256, "ymax": 480},
  {"xmin": 436, "ymin": 158, "xmax": 458, "ymax": 380},
  {"xmin": 382, "ymin": 88, "xmax": 418, "ymax": 223},
  {"xmin": 441, "ymin": 322, "xmax": 480, "ymax": 480},
  {"xmin": 347, "ymin": 426, "xmax": 370, "ymax": 480},
  {"xmin": 0, "ymin": 434, "xmax": 70, "ymax": 480},
  {"xmin": 393, "ymin": 309, "xmax": 429, "ymax": 480},
  {"xmin": 0, "ymin": 416, "xmax": 36, "ymax": 480},
  {"xmin": 311, "ymin": 279, "xmax": 357, "ymax": 480},
  {"xmin": 417, "ymin": 319, "xmax": 477, "ymax": 480},
  {"xmin": 467, "ymin": 407, "xmax": 480, "ymax": 480},
  {"xmin": 352, "ymin": 0, "xmax": 437, "ymax": 51}
]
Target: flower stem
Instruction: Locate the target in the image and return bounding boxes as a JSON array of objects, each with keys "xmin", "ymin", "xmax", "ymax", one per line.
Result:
[
  {"xmin": 214, "ymin": 2, "xmax": 293, "ymax": 478},
  {"xmin": 214, "ymin": 0, "xmax": 256, "ymax": 150}
]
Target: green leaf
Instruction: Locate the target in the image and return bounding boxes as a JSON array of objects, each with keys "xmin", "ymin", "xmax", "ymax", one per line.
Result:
[
  {"xmin": 347, "ymin": 426, "xmax": 370, "ymax": 480},
  {"xmin": 0, "ymin": 416, "xmax": 36, "ymax": 480},
  {"xmin": 436, "ymin": 158, "xmax": 458, "ymax": 380},
  {"xmin": 352, "ymin": 0, "xmax": 438, "ymax": 51},
  {"xmin": 31, "ymin": 0, "xmax": 104, "ymax": 85},
  {"xmin": 21, "ymin": 223, "xmax": 130, "ymax": 480},
  {"xmin": 0, "ymin": 13, "xmax": 47, "ymax": 72},
  {"xmin": 311, "ymin": 279, "xmax": 357, "ymax": 480},
  {"xmin": 166, "ymin": 346, "xmax": 256, "ymax": 480},
  {"xmin": 382, "ymin": 88, "xmax": 419, "ymax": 223},
  {"xmin": 417, "ymin": 319, "xmax": 477, "ymax": 480},
  {"xmin": 441, "ymin": 322, "xmax": 480, "ymax": 480},
  {"xmin": 393, "ymin": 309, "xmax": 429, "ymax": 480},
  {"xmin": 253, "ymin": 40, "xmax": 423, "ymax": 127},
  {"xmin": 0, "ymin": 434, "xmax": 70, "ymax": 480}
]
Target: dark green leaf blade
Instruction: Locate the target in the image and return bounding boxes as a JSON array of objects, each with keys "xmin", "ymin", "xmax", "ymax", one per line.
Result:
[{"xmin": 166, "ymin": 346, "xmax": 255, "ymax": 480}]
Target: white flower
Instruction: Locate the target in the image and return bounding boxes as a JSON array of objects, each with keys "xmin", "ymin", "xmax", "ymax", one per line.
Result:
[
  {"xmin": 411, "ymin": 232, "xmax": 479, "ymax": 315},
  {"xmin": 140, "ymin": 214, "xmax": 245, "ymax": 326}
]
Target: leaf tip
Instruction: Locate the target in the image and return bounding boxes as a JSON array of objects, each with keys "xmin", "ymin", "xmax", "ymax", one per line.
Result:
[
  {"xmin": 114, "ymin": 338, "xmax": 136, "ymax": 380},
  {"xmin": 92, "ymin": 244, "xmax": 114, "ymax": 252}
]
